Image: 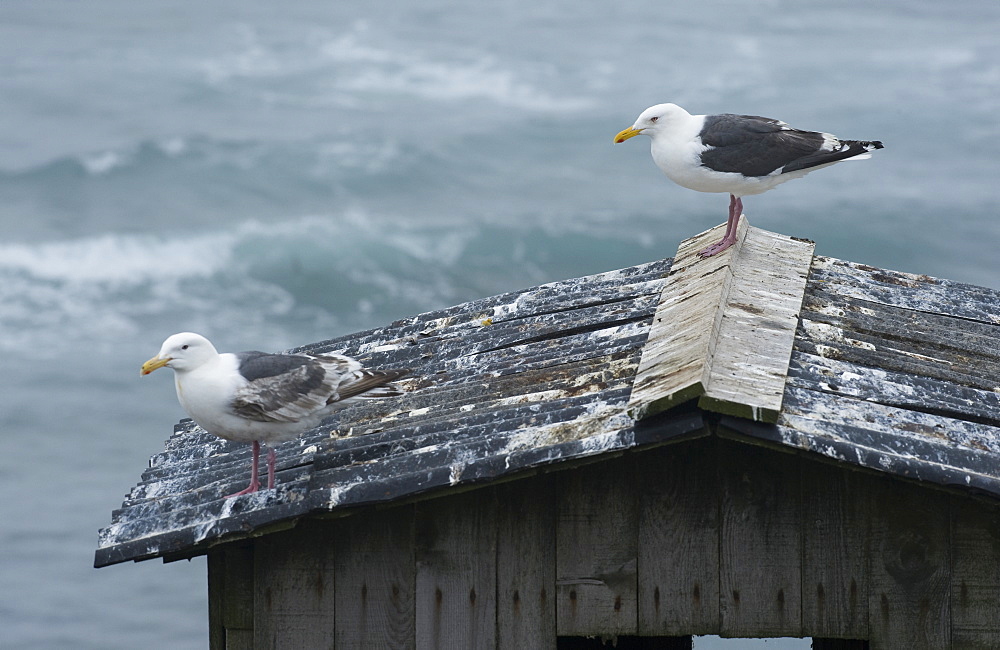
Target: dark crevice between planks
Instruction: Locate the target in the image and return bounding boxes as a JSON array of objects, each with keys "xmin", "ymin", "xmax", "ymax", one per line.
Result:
[
  {"xmin": 474, "ymin": 313, "xmax": 655, "ymax": 356},
  {"xmin": 493, "ymin": 290, "xmax": 667, "ymax": 324},
  {"xmin": 873, "ymin": 400, "xmax": 1000, "ymax": 431}
]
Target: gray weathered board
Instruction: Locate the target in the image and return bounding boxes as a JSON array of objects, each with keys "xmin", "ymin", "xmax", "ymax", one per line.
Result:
[{"xmin": 628, "ymin": 218, "xmax": 815, "ymax": 423}]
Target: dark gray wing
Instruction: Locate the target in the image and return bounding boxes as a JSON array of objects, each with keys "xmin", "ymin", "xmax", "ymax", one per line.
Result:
[{"xmin": 699, "ymin": 113, "xmax": 829, "ymax": 177}]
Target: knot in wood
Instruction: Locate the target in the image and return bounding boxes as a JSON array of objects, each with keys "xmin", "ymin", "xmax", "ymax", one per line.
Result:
[{"xmin": 884, "ymin": 529, "xmax": 936, "ymax": 585}]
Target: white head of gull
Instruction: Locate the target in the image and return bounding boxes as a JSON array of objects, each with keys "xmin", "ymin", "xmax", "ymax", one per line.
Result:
[
  {"xmin": 142, "ymin": 332, "xmax": 408, "ymax": 498},
  {"xmin": 615, "ymin": 103, "xmax": 883, "ymax": 257}
]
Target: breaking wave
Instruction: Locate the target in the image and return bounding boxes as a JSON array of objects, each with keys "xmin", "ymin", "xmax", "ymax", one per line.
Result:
[{"xmin": 0, "ymin": 213, "xmax": 661, "ymax": 358}]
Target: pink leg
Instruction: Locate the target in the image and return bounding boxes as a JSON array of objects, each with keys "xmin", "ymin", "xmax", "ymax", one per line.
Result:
[
  {"xmin": 698, "ymin": 194, "xmax": 743, "ymax": 258},
  {"xmin": 266, "ymin": 446, "xmax": 277, "ymax": 490},
  {"xmin": 226, "ymin": 440, "xmax": 261, "ymax": 498},
  {"xmin": 721, "ymin": 194, "xmax": 738, "ymax": 240}
]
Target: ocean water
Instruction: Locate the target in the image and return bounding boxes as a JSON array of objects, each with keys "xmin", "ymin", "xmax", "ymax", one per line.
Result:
[{"xmin": 1, "ymin": 1, "xmax": 997, "ymax": 647}]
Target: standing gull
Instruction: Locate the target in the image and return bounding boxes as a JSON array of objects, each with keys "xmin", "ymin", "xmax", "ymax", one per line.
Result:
[
  {"xmin": 142, "ymin": 332, "xmax": 409, "ymax": 497},
  {"xmin": 614, "ymin": 103, "xmax": 883, "ymax": 257}
]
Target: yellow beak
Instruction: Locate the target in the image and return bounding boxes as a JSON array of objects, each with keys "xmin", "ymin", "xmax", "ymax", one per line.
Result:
[
  {"xmin": 614, "ymin": 126, "xmax": 643, "ymax": 144},
  {"xmin": 141, "ymin": 355, "xmax": 171, "ymax": 376}
]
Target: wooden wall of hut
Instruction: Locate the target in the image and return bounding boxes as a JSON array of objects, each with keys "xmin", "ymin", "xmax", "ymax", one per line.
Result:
[{"xmin": 207, "ymin": 435, "xmax": 1000, "ymax": 650}]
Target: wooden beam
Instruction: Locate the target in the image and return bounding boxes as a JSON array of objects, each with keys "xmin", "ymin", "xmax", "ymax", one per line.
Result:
[
  {"xmin": 868, "ymin": 477, "xmax": 951, "ymax": 649},
  {"xmin": 801, "ymin": 462, "xmax": 871, "ymax": 639},
  {"xmin": 208, "ymin": 543, "xmax": 254, "ymax": 650},
  {"xmin": 415, "ymin": 489, "xmax": 497, "ymax": 650},
  {"xmin": 208, "ymin": 551, "xmax": 225, "ymax": 650},
  {"xmin": 253, "ymin": 521, "xmax": 336, "ymax": 648},
  {"xmin": 497, "ymin": 475, "xmax": 557, "ymax": 650},
  {"xmin": 950, "ymin": 497, "xmax": 1000, "ymax": 649},
  {"xmin": 637, "ymin": 440, "xmax": 720, "ymax": 636},
  {"xmin": 718, "ymin": 441, "xmax": 802, "ymax": 637},
  {"xmin": 556, "ymin": 456, "xmax": 638, "ymax": 637},
  {"xmin": 628, "ymin": 219, "xmax": 814, "ymax": 423},
  {"xmin": 334, "ymin": 508, "xmax": 416, "ymax": 649}
]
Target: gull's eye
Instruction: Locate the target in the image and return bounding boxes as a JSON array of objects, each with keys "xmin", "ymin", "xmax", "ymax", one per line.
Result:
[
  {"xmin": 650, "ymin": 116, "xmax": 659, "ymax": 123},
  {"xmin": 181, "ymin": 344, "xmax": 189, "ymax": 350}
]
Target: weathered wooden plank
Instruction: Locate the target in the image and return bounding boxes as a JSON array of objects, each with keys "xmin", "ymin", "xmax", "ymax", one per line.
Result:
[
  {"xmin": 795, "ymin": 309, "xmax": 1000, "ymax": 397},
  {"xmin": 334, "ymin": 507, "xmax": 416, "ymax": 649},
  {"xmin": 312, "ymin": 391, "xmax": 636, "ymax": 483},
  {"xmin": 637, "ymin": 439, "xmax": 719, "ymax": 636},
  {"xmin": 701, "ymin": 225, "xmax": 815, "ymax": 422},
  {"xmin": 208, "ymin": 550, "xmax": 225, "ymax": 650},
  {"xmin": 415, "ymin": 489, "xmax": 497, "ymax": 650},
  {"xmin": 950, "ymin": 496, "xmax": 1000, "ymax": 648},
  {"xmin": 868, "ymin": 477, "xmax": 951, "ymax": 650},
  {"xmin": 765, "ymin": 423, "xmax": 1000, "ymax": 503},
  {"xmin": 781, "ymin": 382, "xmax": 1000, "ymax": 465},
  {"xmin": 315, "ymin": 363, "xmax": 641, "ymax": 463},
  {"xmin": 282, "ymin": 267, "xmax": 666, "ymax": 373},
  {"xmin": 225, "ymin": 630, "xmax": 254, "ymax": 650},
  {"xmin": 808, "ymin": 255, "xmax": 1000, "ymax": 325},
  {"xmin": 800, "ymin": 288, "xmax": 1000, "ymax": 365},
  {"xmin": 253, "ymin": 520, "xmax": 335, "ymax": 649},
  {"xmin": 718, "ymin": 440, "xmax": 802, "ymax": 637},
  {"xmin": 629, "ymin": 219, "xmax": 813, "ymax": 423},
  {"xmin": 630, "ymin": 222, "xmax": 743, "ymax": 418},
  {"xmin": 556, "ymin": 455, "xmax": 638, "ymax": 637},
  {"xmin": 98, "ymin": 481, "xmax": 313, "ymax": 564},
  {"xmin": 217, "ymin": 543, "xmax": 254, "ymax": 650},
  {"xmin": 781, "ymin": 356, "xmax": 1000, "ymax": 493},
  {"xmin": 801, "ymin": 460, "xmax": 870, "ymax": 639},
  {"xmin": 787, "ymin": 350, "xmax": 1000, "ymax": 431},
  {"xmin": 323, "ymin": 296, "xmax": 654, "ymax": 383},
  {"xmin": 497, "ymin": 475, "xmax": 556, "ymax": 650}
]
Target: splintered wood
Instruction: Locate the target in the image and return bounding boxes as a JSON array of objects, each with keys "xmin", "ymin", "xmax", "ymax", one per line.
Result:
[{"xmin": 628, "ymin": 219, "xmax": 814, "ymax": 423}]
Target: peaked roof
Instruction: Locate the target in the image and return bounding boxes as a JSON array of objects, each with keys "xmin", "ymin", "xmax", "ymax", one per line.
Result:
[{"xmin": 95, "ymin": 222, "xmax": 1000, "ymax": 568}]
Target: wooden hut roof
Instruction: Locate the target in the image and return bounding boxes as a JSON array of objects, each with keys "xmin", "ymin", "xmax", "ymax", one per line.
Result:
[{"xmin": 95, "ymin": 221, "xmax": 1000, "ymax": 568}]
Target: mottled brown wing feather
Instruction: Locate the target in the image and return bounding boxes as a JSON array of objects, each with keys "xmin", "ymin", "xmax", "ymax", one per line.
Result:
[{"xmin": 231, "ymin": 353, "xmax": 408, "ymax": 423}]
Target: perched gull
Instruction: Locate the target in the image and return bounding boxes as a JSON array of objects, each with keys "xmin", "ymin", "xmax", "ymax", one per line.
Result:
[
  {"xmin": 614, "ymin": 103, "xmax": 883, "ymax": 257},
  {"xmin": 141, "ymin": 332, "xmax": 408, "ymax": 497}
]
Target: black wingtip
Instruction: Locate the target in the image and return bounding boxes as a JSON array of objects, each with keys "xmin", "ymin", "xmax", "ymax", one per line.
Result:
[{"xmin": 336, "ymin": 368, "xmax": 412, "ymax": 401}]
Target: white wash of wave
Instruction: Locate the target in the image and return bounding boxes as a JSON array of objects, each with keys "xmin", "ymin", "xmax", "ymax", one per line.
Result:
[
  {"xmin": 338, "ymin": 53, "xmax": 583, "ymax": 111},
  {"xmin": 0, "ymin": 232, "xmax": 234, "ymax": 284},
  {"xmin": 78, "ymin": 136, "xmax": 188, "ymax": 175},
  {"xmin": 200, "ymin": 22, "xmax": 591, "ymax": 112},
  {"xmin": 0, "ymin": 226, "xmax": 295, "ymax": 357},
  {"xmin": 325, "ymin": 28, "xmax": 592, "ymax": 111},
  {"xmin": 80, "ymin": 150, "xmax": 130, "ymax": 176},
  {"xmin": 41, "ymin": 137, "xmax": 191, "ymax": 178},
  {"xmin": 0, "ymin": 214, "xmax": 478, "ymax": 358}
]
